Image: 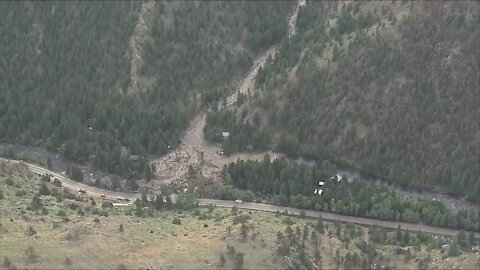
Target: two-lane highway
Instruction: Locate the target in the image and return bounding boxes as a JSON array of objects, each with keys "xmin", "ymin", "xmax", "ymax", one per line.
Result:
[
  {"xmin": 199, "ymin": 199, "xmax": 479, "ymax": 238},
  {"xmin": 1, "ymin": 158, "xmax": 141, "ymax": 201},
  {"xmin": 2, "ymin": 158, "xmax": 478, "ymax": 238}
]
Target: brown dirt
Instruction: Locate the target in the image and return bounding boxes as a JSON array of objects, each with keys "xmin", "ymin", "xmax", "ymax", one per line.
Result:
[{"xmin": 150, "ymin": 1, "xmax": 305, "ymax": 188}]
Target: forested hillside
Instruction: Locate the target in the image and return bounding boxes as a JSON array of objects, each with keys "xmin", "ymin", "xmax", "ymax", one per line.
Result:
[
  {"xmin": 206, "ymin": 1, "xmax": 480, "ymax": 200},
  {"xmin": 0, "ymin": 1, "xmax": 291, "ymax": 180},
  {"xmin": 220, "ymin": 157, "xmax": 480, "ymax": 232}
]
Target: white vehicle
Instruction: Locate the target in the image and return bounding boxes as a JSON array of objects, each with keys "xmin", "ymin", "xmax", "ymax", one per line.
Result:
[
  {"xmin": 234, "ymin": 199, "xmax": 243, "ymax": 204},
  {"xmin": 117, "ymin": 196, "xmax": 124, "ymax": 201}
]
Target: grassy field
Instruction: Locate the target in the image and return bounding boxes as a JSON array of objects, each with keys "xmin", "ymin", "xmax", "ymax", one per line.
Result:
[{"xmin": 0, "ymin": 160, "xmax": 478, "ymax": 269}]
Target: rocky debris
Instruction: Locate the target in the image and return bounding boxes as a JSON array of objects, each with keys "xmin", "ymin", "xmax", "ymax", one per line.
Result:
[
  {"xmin": 128, "ymin": 0, "xmax": 157, "ymax": 94},
  {"xmin": 149, "ymin": 0, "xmax": 308, "ymax": 191}
]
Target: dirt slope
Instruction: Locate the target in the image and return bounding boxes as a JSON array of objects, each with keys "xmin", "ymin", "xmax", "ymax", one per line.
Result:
[{"xmin": 151, "ymin": 0, "xmax": 306, "ymax": 187}]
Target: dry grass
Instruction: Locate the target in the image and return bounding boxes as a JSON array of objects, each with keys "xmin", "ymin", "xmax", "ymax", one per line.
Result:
[{"xmin": 0, "ymin": 161, "xmax": 478, "ymax": 269}]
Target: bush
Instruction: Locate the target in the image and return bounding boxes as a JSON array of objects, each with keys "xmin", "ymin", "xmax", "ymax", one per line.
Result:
[
  {"xmin": 65, "ymin": 256, "xmax": 72, "ymax": 265},
  {"xmin": 41, "ymin": 207, "xmax": 49, "ymax": 215},
  {"xmin": 57, "ymin": 210, "xmax": 67, "ymax": 217},
  {"xmin": 30, "ymin": 195, "xmax": 43, "ymax": 210},
  {"xmin": 198, "ymin": 213, "xmax": 212, "ymax": 220},
  {"xmin": 283, "ymin": 217, "xmax": 295, "ymax": 225},
  {"xmin": 77, "ymin": 208, "xmax": 84, "ymax": 216},
  {"xmin": 41, "ymin": 174, "xmax": 50, "ymax": 182},
  {"xmin": 119, "ymin": 224, "xmax": 124, "ymax": 233},
  {"xmin": 68, "ymin": 166, "xmax": 84, "ymax": 182},
  {"xmin": 234, "ymin": 252, "xmax": 245, "ymax": 269},
  {"xmin": 93, "ymin": 217, "xmax": 100, "ymax": 223},
  {"xmin": 39, "ymin": 183, "xmax": 50, "ymax": 196},
  {"xmin": 27, "ymin": 226, "xmax": 36, "ymax": 237},
  {"xmin": 5, "ymin": 178, "xmax": 14, "ymax": 186},
  {"xmin": 2, "ymin": 257, "xmax": 15, "ymax": 269},
  {"xmin": 101, "ymin": 201, "xmax": 113, "ymax": 208},
  {"xmin": 15, "ymin": 190, "xmax": 26, "ymax": 197},
  {"xmin": 172, "ymin": 218, "xmax": 182, "ymax": 225},
  {"xmin": 233, "ymin": 214, "xmax": 251, "ymax": 225},
  {"xmin": 24, "ymin": 246, "xmax": 39, "ymax": 264}
]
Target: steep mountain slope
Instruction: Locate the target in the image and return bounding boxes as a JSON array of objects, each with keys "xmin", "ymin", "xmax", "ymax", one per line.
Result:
[
  {"xmin": 0, "ymin": 1, "xmax": 291, "ymax": 179},
  {"xmin": 207, "ymin": 1, "xmax": 480, "ymax": 200}
]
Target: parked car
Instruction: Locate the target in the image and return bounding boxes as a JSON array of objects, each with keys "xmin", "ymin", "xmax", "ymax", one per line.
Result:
[{"xmin": 234, "ymin": 199, "xmax": 243, "ymax": 204}]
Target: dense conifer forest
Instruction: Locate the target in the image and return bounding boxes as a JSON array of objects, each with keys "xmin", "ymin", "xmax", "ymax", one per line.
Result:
[
  {"xmin": 205, "ymin": 1, "xmax": 480, "ymax": 201},
  {"xmin": 0, "ymin": 1, "xmax": 291, "ymax": 179},
  {"xmin": 220, "ymin": 156, "xmax": 480, "ymax": 232}
]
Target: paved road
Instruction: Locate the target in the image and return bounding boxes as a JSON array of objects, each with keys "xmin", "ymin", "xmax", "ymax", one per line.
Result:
[
  {"xmin": 3, "ymin": 158, "xmax": 478, "ymax": 238},
  {"xmin": 1, "ymin": 158, "xmax": 141, "ymax": 201},
  {"xmin": 199, "ymin": 199, "xmax": 480, "ymax": 238}
]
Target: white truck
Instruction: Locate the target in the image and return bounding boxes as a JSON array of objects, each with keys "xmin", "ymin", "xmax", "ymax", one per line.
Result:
[{"xmin": 234, "ymin": 199, "xmax": 243, "ymax": 204}]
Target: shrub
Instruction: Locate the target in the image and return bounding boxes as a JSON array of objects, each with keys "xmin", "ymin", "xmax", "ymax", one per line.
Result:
[
  {"xmin": 283, "ymin": 217, "xmax": 295, "ymax": 225},
  {"xmin": 233, "ymin": 214, "xmax": 251, "ymax": 225},
  {"xmin": 65, "ymin": 256, "xmax": 72, "ymax": 265},
  {"xmin": 235, "ymin": 252, "xmax": 245, "ymax": 269},
  {"xmin": 24, "ymin": 246, "xmax": 39, "ymax": 264},
  {"xmin": 93, "ymin": 217, "xmax": 100, "ymax": 223},
  {"xmin": 41, "ymin": 207, "xmax": 49, "ymax": 215},
  {"xmin": 5, "ymin": 178, "xmax": 14, "ymax": 186},
  {"xmin": 15, "ymin": 190, "xmax": 26, "ymax": 197},
  {"xmin": 27, "ymin": 226, "xmax": 36, "ymax": 237},
  {"xmin": 172, "ymin": 218, "xmax": 182, "ymax": 225},
  {"xmin": 101, "ymin": 201, "xmax": 113, "ymax": 208},
  {"xmin": 2, "ymin": 257, "xmax": 15, "ymax": 269},
  {"xmin": 219, "ymin": 254, "xmax": 226, "ymax": 267},
  {"xmin": 198, "ymin": 213, "xmax": 212, "ymax": 220},
  {"xmin": 39, "ymin": 183, "xmax": 50, "ymax": 196},
  {"xmin": 57, "ymin": 210, "xmax": 67, "ymax": 217},
  {"xmin": 77, "ymin": 208, "xmax": 84, "ymax": 216}
]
